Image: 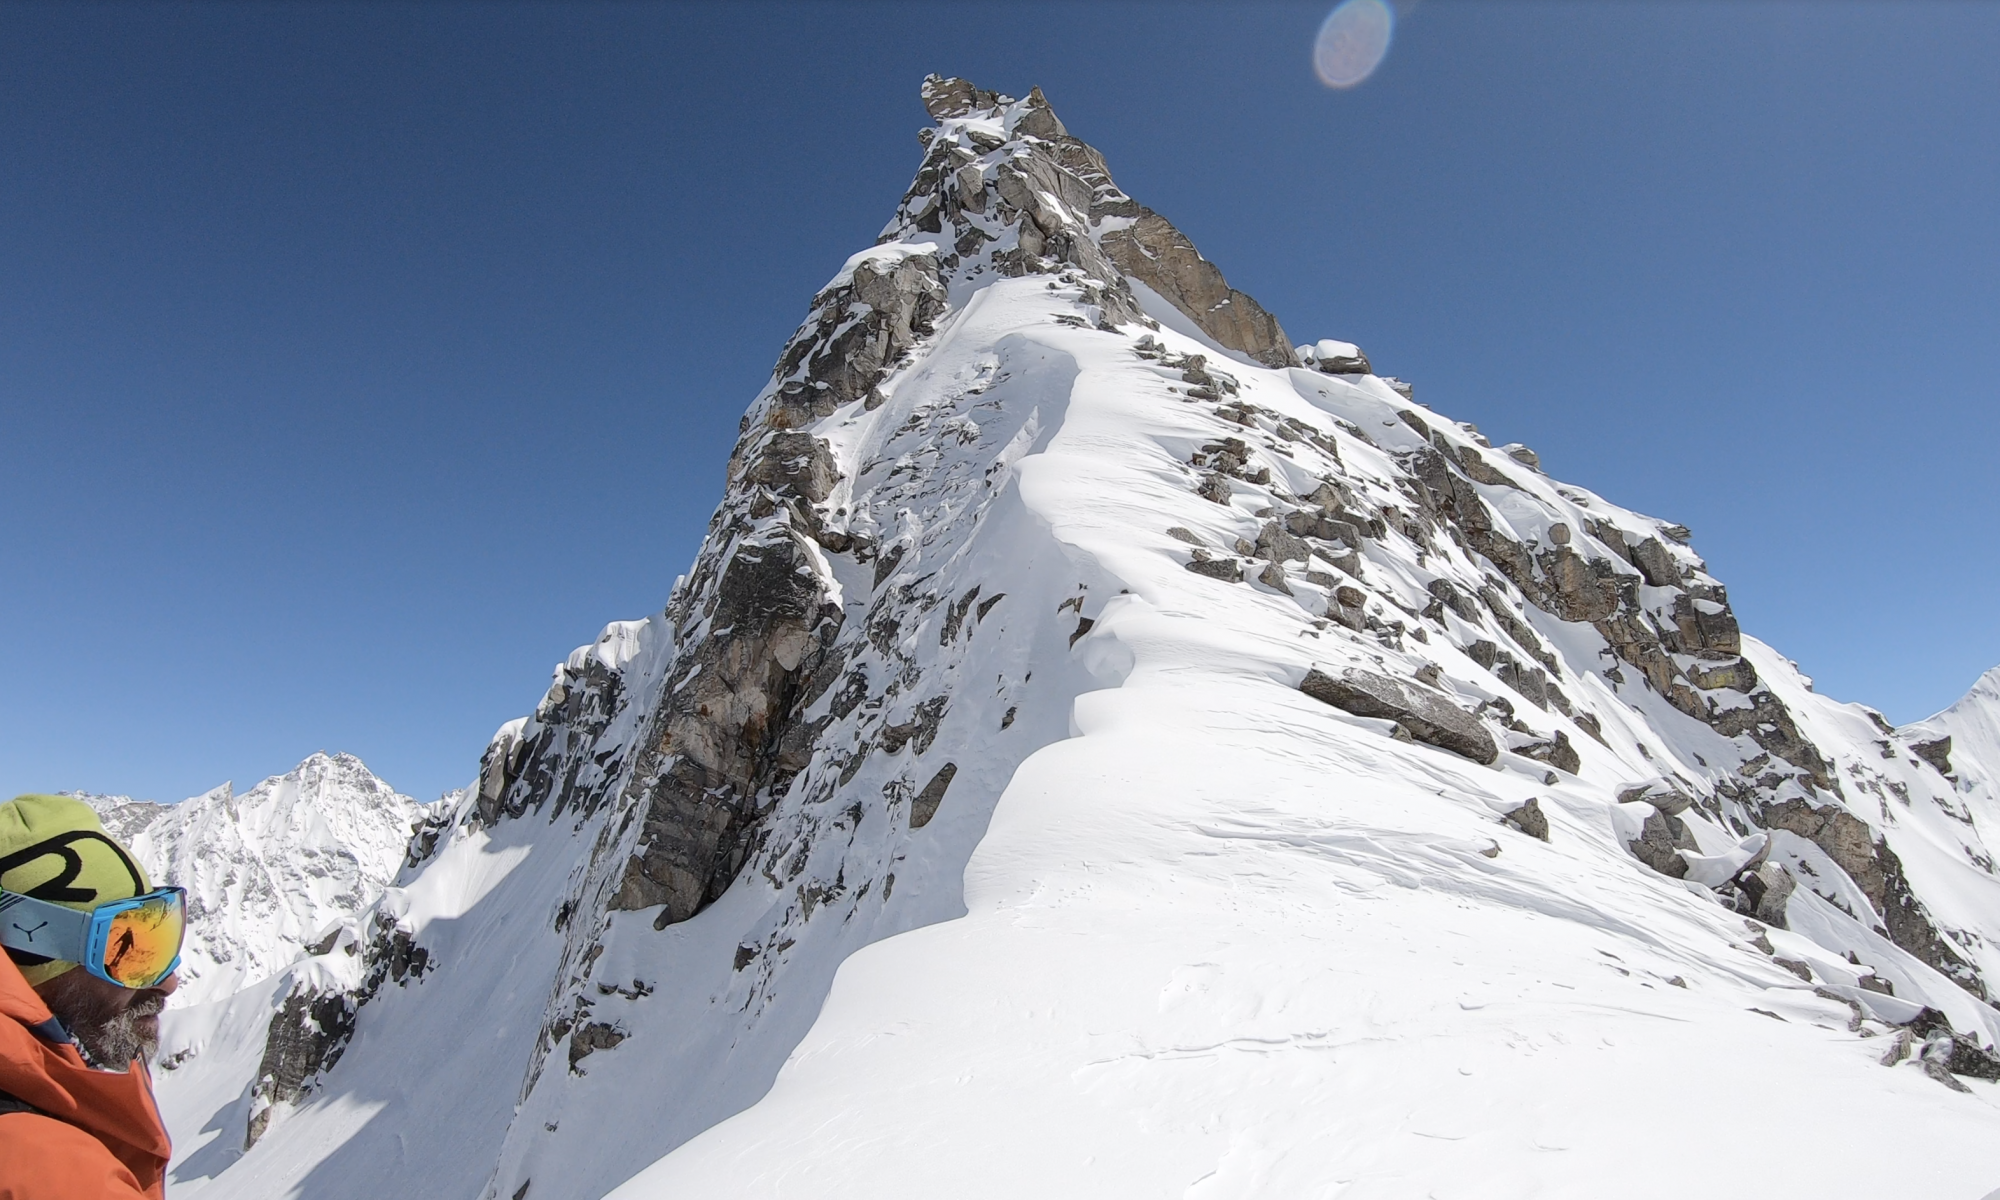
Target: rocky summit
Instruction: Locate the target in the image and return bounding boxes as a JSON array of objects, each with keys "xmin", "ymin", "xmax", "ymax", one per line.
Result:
[{"xmin": 151, "ymin": 79, "xmax": 2000, "ymax": 1200}]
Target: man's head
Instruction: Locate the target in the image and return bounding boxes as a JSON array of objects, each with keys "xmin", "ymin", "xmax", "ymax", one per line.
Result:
[{"xmin": 1, "ymin": 794, "xmax": 179, "ymax": 1068}]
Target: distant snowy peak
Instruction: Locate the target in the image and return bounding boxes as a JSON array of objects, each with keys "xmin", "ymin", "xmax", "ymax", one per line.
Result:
[
  {"xmin": 79, "ymin": 752, "xmax": 427, "ymax": 1007},
  {"xmin": 1911, "ymin": 665, "xmax": 2000, "ymax": 748},
  {"xmin": 1903, "ymin": 665, "xmax": 2000, "ymax": 818}
]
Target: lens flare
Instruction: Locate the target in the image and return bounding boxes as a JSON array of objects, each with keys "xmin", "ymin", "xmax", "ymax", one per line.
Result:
[{"xmin": 1314, "ymin": 0, "xmax": 1395, "ymax": 89}]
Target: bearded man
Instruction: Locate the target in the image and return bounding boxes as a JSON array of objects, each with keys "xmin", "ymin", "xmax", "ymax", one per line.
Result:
[{"xmin": 1, "ymin": 795, "xmax": 180, "ymax": 1199}]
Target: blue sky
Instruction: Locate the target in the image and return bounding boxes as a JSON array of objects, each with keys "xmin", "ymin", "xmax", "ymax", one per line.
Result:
[{"xmin": 3, "ymin": 2, "xmax": 1995, "ymax": 804}]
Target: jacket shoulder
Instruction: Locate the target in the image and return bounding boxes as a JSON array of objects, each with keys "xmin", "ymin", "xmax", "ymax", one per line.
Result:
[{"xmin": 0, "ymin": 1111, "xmax": 150, "ymax": 1199}]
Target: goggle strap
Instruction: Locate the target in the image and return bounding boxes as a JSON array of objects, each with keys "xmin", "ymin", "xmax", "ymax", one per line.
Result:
[{"xmin": 0, "ymin": 891, "xmax": 95, "ymax": 965}]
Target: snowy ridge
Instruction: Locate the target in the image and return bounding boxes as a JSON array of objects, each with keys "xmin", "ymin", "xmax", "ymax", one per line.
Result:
[{"xmin": 155, "ymin": 78, "xmax": 2000, "ymax": 1200}]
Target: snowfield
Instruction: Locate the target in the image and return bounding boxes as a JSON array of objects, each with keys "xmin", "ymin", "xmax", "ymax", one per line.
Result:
[{"xmin": 141, "ymin": 78, "xmax": 2000, "ymax": 1200}]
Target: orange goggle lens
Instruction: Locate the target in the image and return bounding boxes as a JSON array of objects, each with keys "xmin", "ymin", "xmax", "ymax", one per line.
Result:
[{"xmin": 99, "ymin": 891, "xmax": 185, "ymax": 988}]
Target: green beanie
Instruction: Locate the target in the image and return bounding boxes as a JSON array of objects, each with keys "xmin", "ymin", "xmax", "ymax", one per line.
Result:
[{"xmin": 0, "ymin": 795, "xmax": 153, "ymax": 985}]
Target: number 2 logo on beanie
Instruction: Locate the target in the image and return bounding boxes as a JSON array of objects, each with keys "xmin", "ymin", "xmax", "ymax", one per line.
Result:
[{"xmin": 0, "ymin": 796, "xmax": 152, "ymax": 907}]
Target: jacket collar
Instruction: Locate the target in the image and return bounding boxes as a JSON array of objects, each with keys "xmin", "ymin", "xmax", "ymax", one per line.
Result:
[{"xmin": 0, "ymin": 952, "xmax": 172, "ymax": 1173}]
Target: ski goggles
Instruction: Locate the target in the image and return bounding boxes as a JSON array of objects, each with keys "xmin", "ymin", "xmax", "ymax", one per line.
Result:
[{"xmin": 0, "ymin": 886, "xmax": 185, "ymax": 990}]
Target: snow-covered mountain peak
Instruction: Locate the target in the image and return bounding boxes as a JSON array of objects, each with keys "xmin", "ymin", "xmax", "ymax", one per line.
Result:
[
  {"xmin": 79, "ymin": 751, "xmax": 426, "ymax": 1007},
  {"xmin": 1902, "ymin": 666, "xmax": 2000, "ymax": 834},
  {"xmin": 1932, "ymin": 665, "xmax": 2000, "ymax": 726},
  {"xmin": 154, "ymin": 78, "xmax": 2000, "ymax": 1200}
]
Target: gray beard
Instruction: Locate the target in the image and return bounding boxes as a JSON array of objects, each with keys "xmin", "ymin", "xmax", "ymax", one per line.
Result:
[{"xmin": 66, "ymin": 990, "xmax": 164, "ymax": 1070}]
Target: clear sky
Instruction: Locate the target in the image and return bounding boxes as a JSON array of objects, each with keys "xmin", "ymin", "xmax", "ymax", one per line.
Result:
[{"xmin": 3, "ymin": 2, "xmax": 1995, "ymax": 805}]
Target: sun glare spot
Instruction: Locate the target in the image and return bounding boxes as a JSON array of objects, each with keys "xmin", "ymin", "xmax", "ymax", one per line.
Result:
[{"xmin": 1314, "ymin": 0, "xmax": 1395, "ymax": 89}]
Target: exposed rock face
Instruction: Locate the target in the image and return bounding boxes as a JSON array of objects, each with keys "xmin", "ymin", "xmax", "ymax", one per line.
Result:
[
  {"xmin": 1905, "ymin": 1009, "xmax": 2000, "ymax": 1083},
  {"xmin": 1910, "ymin": 736, "xmax": 1953, "ymax": 777},
  {"xmin": 1100, "ymin": 214, "xmax": 1298, "ymax": 368},
  {"xmin": 919, "ymin": 74, "xmax": 999, "ymax": 120},
  {"xmin": 874, "ymin": 88, "xmax": 1304, "ymax": 368},
  {"xmin": 1377, "ymin": 365, "xmax": 1986, "ymax": 992},
  {"xmin": 567, "ymin": 1021, "xmax": 626, "ymax": 1074},
  {"xmin": 1759, "ymin": 799, "xmax": 1970, "ymax": 987},
  {"xmin": 245, "ymin": 986, "xmax": 355, "ymax": 1147},
  {"xmin": 1395, "ymin": 396, "xmax": 1853, "ymax": 798},
  {"xmin": 610, "ymin": 528, "xmax": 844, "ymax": 926},
  {"xmin": 769, "ymin": 252, "xmax": 946, "ymax": 427},
  {"xmin": 1299, "ymin": 667, "xmax": 1499, "ymax": 764},
  {"xmin": 910, "ymin": 763, "xmax": 957, "ymax": 829},
  {"xmin": 745, "ymin": 432, "xmax": 838, "ymax": 503},
  {"xmin": 244, "ymin": 910, "xmax": 431, "ymax": 1148},
  {"xmin": 481, "ymin": 638, "xmax": 638, "ymax": 827}
]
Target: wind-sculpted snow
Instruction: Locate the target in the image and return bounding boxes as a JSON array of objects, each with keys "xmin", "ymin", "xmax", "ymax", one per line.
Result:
[{"xmin": 154, "ymin": 77, "xmax": 2000, "ymax": 1200}]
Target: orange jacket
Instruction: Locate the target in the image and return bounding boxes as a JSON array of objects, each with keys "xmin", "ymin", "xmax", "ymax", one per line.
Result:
[{"xmin": 0, "ymin": 956, "xmax": 170, "ymax": 1200}]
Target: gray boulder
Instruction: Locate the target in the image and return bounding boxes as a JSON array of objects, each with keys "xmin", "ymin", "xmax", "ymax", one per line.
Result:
[
  {"xmin": 1735, "ymin": 862, "xmax": 1796, "ymax": 927},
  {"xmin": 1629, "ymin": 535, "xmax": 1682, "ymax": 588},
  {"xmin": 1502, "ymin": 797, "xmax": 1551, "ymax": 841},
  {"xmin": 1185, "ymin": 553, "xmax": 1244, "ymax": 583},
  {"xmin": 1627, "ymin": 807, "xmax": 1700, "ymax": 878},
  {"xmin": 1299, "ymin": 667, "xmax": 1499, "ymax": 764},
  {"xmin": 1255, "ymin": 520, "xmax": 1311, "ymax": 563},
  {"xmin": 1516, "ymin": 730, "xmax": 1580, "ymax": 775},
  {"xmin": 1299, "ymin": 339, "xmax": 1371, "ymax": 375}
]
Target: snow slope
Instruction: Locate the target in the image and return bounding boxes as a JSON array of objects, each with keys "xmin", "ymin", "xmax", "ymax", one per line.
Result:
[
  {"xmin": 153, "ymin": 78, "xmax": 2000, "ymax": 1200},
  {"xmin": 603, "ymin": 338, "xmax": 2000, "ymax": 1193},
  {"xmin": 615, "ymin": 681, "xmax": 2000, "ymax": 1198}
]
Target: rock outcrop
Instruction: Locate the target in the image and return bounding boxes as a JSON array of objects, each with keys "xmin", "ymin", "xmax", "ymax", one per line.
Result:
[
  {"xmin": 1299, "ymin": 339, "xmax": 1370, "ymax": 375},
  {"xmin": 244, "ymin": 909, "xmax": 431, "ymax": 1147},
  {"xmin": 1502, "ymin": 797, "xmax": 1551, "ymax": 841},
  {"xmin": 1758, "ymin": 798, "xmax": 1968, "ymax": 986},
  {"xmin": 1099, "ymin": 214, "xmax": 1297, "ymax": 368},
  {"xmin": 1300, "ymin": 667, "xmax": 1499, "ymax": 764}
]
